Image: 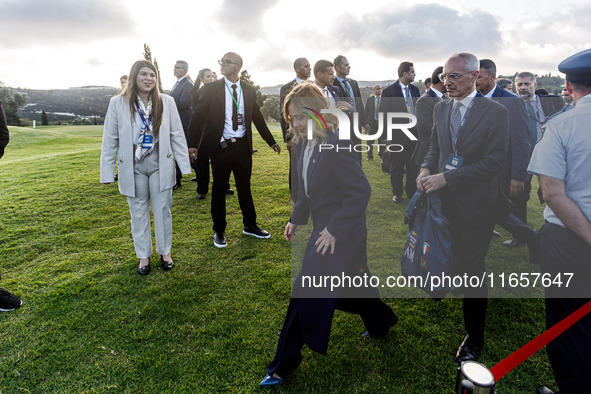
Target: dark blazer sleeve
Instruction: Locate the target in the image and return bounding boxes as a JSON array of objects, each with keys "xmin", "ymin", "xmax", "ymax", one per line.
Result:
[
  {"xmin": 325, "ymin": 140, "xmax": 371, "ymax": 243},
  {"xmin": 412, "ymin": 94, "xmax": 436, "ymax": 167},
  {"xmin": 279, "ymin": 80, "xmax": 295, "ymax": 143},
  {"xmin": 506, "ymin": 97, "xmax": 531, "ymax": 182},
  {"xmin": 0, "ymin": 100, "xmax": 8, "ymax": 158},
  {"xmin": 365, "ymin": 96, "xmax": 374, "ymax": 122},
  {"xmin": 186, "ymin": 84, "xmax": 211, "ymax": 149},
  {"xmin": 174, "ymin": 79, "xmax": 193, "ymax": 113},
  {"xmin": 350, "ymin": 80, "xmax": 368, "ymax": 126},
  {"xmin": 422, "ymin": 107, "xmax": 441, "ymax": 173}
]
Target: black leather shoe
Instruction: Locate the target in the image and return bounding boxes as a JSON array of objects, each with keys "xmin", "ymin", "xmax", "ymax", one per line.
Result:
[
  {"xmin": 137, "ymin": 260, "xmax": 150, "ymax": 275},
  {"xmin": 213, "ymin": 232, "xmax": 227, "ymax": 248},
  {"xmin": 502, "ymin": 238, "xmax": 523, "ymax": 247},
  {"xmin": 160, "ymin": 256, "xmax": 174, "ymax": 271},
  {"xmin": 197, "ymin": 193, "xmax": 206, "ymax": 200},
  {"xmin": 455, "ymin": 334, "xmax": 484, "ymax": 364},
  {"xmin": 366, "ymin": 157, "xmax": 373, "ymax": 161},
  {"xmin": 173, "ymin": 182, "xmax": 181, "ymax": 191},
  {"xmin": 226, "ymin": 188, "xmax": 234, "ymax": 195},
  {"xmin": 190, "ymin": 177, "xmax": 197, "ymax": 182},
  {"xmin": 243, "ymin": 225, "xmax": 270, "ymax": 239},
  {"xmin": 392, "ymin": 195, "xmax": 402, "ymax": 204}
]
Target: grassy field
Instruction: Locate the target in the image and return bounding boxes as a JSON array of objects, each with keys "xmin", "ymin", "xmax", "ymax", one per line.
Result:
[{"xmin": 0, "ymin": 124, "xmax": 556, "ymax": 392}]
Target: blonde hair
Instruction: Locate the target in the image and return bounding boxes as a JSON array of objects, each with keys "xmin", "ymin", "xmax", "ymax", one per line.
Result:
[
  {"xmin": 121, "ymin": 60, "xmax": 163, "ymax": 135},
  {"xmin": 283, "ymin": 82, "xmax": 337, "ymax": 144}
]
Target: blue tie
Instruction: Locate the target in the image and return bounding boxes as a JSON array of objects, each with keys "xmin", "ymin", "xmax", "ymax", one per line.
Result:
[{"xmin": 404, "ymin": 86, "xmax": 414, "ymax": 114}]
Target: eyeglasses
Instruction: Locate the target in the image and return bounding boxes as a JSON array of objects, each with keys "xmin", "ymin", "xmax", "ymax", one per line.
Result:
[
  {"xmin": 218, "ymin": 59, "xmax": 239, "ymax": 66},
  {"xmin": 438, "ymin": 72, "xmax": 471, "ymax": 82}
]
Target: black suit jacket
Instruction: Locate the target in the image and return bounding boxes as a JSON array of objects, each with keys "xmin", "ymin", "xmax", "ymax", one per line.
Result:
[
  {"xmin": 171, "ymin": 77, "xmax": 193, "ymax": 131},
  {"xmin": 411, "ymin": 89, "xmax": 444, "ymax": 167},
  {"xmin": 365, "ymin": 95, "xmax": 380, "ymax": 125},
  {"xmin": 489, "ymin": 85, "xmax": 531, "ymax": 185},
  {"xmin": 423, "ymin": 94, "xmax": 508, "ymax": 226},
  {"xmin": 279, "ymin": 79, "xmax": 297, "ymax": 143},
  {"xmin": 333, "ymin": 77, "xmax": 368, "ymax": 127},
  {"xmin": 187, "ymin": 79, "xmax": 277, "ymax": 157},
  {"xmin": 538, "ymin": 94, "xmax": 565, "ymax": 118},
  {"xmin": 0, "ymin": 100, "xmax": 8, "ymax": 159},
  {"xmin": 379, "ymin": 80, "xmax": 420, "ymax": 143}
]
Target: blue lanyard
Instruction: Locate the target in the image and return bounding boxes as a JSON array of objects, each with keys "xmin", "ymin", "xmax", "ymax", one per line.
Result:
[
  {"xmin": 135, "ymin": 100, "xmax": 152, "ymax": 131},
  {"xmin": 449, "ymin": 97, "xmax": 476, "ymax": 154}
]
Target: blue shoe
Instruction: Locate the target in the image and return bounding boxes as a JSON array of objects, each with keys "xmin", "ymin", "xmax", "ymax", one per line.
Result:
[
  {"xmin": 260, "ymin": 374, "xmax": 284, "ymax": 387},
  {"xmin": 362, "ymin": 331, "xmax": 371, "ymax": 338}
]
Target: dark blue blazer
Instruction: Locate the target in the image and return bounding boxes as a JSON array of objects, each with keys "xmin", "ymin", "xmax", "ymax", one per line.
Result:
[
  {"xmin": 279, "ymin": 79, "xmax": 298, "ymax": 142},
  {"xmin": 170, "ymin": 77, "xmax": 193, "ymax": 131},
  {"xmin": 489, "ymin": 84, "xmax": 531, "ymax": 185},
  {"xmin": 290, "ymin": 131, "xmax": 374, "ymax": 352}
]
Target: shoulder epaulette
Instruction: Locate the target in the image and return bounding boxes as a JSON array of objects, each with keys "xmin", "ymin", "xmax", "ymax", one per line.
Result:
[{"xmin": 542, "ymin": 103, "xmax": 574, "ymax": 124}]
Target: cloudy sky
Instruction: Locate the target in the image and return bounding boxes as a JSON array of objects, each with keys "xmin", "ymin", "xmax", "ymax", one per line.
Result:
[{"xmin": 1, "ymin": 0, "xmax": 589, "ymax": 90}]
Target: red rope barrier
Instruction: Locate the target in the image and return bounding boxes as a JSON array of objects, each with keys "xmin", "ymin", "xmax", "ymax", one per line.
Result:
[{"xmin": 490, "ymin": 299, "xmax": 591, "ymax": 381}]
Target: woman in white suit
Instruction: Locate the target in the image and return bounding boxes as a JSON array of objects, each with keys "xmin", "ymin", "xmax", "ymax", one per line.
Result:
[{"xmin": 100, "ymin": 60, "xmax": 191, "ymax": 275}]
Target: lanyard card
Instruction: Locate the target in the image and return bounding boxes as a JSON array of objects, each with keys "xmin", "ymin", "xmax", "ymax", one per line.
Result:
[{"xmin": 445, "ymin": 154, "xmax": 464, "ymax": 170}]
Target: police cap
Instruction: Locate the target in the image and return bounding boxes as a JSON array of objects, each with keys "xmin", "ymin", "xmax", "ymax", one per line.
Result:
[{"xmin": 558, "ymin": 48, "xmax": 591, "ymax": 84}]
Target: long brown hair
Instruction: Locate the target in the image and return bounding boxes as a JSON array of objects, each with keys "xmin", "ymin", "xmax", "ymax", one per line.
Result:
[
  {"xmin": 121, "ymin": 60, "xmax": 163, "ymax": 135},
  {"xmin": 283, "ymin": 82, "xmax": 337, "ymax": 144}
]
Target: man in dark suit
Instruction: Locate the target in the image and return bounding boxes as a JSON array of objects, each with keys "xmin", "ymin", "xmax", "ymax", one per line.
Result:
[
  {"xmin": 333, "ymin": 55, "xmax": 369, "ymax": 162},
  {"xmin": 411, "ymin": 66, "xmax": 446, "ymax": 170},
  {"xmin": 187, "ymin": 52, "xmax": 281, "ymax": 248},
  {"xmin": 418, "ymin": 52, "xmax": 508, "ymax": 364},
  {"xmin": 380, "ymin": 61, "xmax": 421, "ymax": 203},
  {"xmin": 313, "ymin": 60, "xmax": 350, "ymax": 112},
  {"xmin": 171, "ymin": 60, "xmax": 194, "ymax": 191},
  {"xmin": 476, "ymin": 60, "xmax": 538, "ymax": 262},
  {"xmin": 499, "ymin": 71, "xmax": 565, "ymax": 248},
  {"xmin": 365, "ymin": 84, "xmax": 382, "ymax": 160},
  {"xmin": 280, "ymin": 58, "xmax": 310, "ymax": 202}
]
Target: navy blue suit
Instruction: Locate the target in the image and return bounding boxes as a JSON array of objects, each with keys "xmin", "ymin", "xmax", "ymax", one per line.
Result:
[
  {"xmin": 486, "ymin": 85, "xmax": 537, "ymax": 245},
  {"xmin": 267, "ymin": 131, "xmax": 396, "ymax": 378},
  {"xmin": 380, "ymin": 80, "xmax": 420, "ymax": 198}
]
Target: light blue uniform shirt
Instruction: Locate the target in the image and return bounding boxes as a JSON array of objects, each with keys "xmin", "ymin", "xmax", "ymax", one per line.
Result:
[{"xmin": 528, "ymin": 95, "xmax": 591, "ymax": 226}]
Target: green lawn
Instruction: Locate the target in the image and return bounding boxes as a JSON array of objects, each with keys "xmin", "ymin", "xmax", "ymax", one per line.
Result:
[{"xmin": 0, "ymin": 124, "xmax": 556, "ymax": 392}]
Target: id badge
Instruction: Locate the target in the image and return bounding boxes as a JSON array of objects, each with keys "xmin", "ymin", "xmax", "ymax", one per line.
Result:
[
  {"xmin": 445, "ymin": 154, "xmax": 464, "ymax": 170},
  {"xmin": 142, "ymin": 134, "xmax": 153, "ymax": 149},
  {"xmin": 236, "ymin": 113, "xmax": 244, "ymax": 126}
]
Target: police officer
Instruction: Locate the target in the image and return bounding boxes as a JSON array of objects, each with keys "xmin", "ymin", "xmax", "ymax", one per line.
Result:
[{"xmin": 528, "ymin": 48, "xmax": 591, "ymax": 394}]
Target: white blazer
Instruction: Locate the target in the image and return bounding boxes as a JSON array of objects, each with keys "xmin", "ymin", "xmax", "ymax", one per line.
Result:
[{"xmin": 100, "ymin": 94, "xmax": 192, "ymax": 197}]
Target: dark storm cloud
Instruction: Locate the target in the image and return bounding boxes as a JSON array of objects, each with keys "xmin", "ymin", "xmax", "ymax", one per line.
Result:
[
  {"xmin": 330, "ymin": 4, "xmax": 502, "ymax": 61},
  {"xmin": 0, "ymin": 0, "xmax": 134, "ymax": 48},
  {"xmin": 214, "ymin": 0, "xmax": 280, "ymax": 41}
]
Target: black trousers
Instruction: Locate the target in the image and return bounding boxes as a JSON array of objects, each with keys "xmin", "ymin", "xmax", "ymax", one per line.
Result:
[
  {"xmin": 266, "ymin": 297, "xmax": 397, "ymax": 379},
  {"xmin": 194, "ymin": 153, "xmax": 210, "ymax": 194},
  {"xmin": 389, "ymin": 139, "xmax": 418, "ymax": 198},
  {"xmin": 540, "ymin": 223, "xmax": 591, "ymax": 393},
  {"xmin": 209, "ymin": 137, "xmax": 256, "ymax": 233}
]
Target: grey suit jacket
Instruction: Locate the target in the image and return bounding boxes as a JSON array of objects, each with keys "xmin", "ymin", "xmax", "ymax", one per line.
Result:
[
  {"xmin": 423, "ymin": 95, "xmax": 508, "ymax": 226},
  {"xmin": 100, "ymin": 95, "xmax": 191, "ymax": 197}
]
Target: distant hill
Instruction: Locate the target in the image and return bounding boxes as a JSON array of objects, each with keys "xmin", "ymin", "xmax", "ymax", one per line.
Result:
[{"xmin": 16, "ymin": 86, "xmax": 119, "ymax": 122}]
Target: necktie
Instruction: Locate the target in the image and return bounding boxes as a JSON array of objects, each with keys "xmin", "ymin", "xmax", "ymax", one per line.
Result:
[
  {"xmin": 450, "ymin": 102, "xmax": 463, "ymax": 147},
  {"xmin": 442, "ymin": 93, "xmax": 449, "ymax": 100},
  {"xmin": 526, "ymin": 100, "xmax": 538, "ymax": 145},
  {"xmin": 343, "ymin": 78, "xmax": 356, "ymax": 111},
  {"xmin": 404, "ymin": 86, "xmax": 414, "ymax": 114},
  {"xmin": 375, "ymin": 97, "xmax": 380, "ymax": 120},
  {"xmin": 323, "ymin": 88, "xmax": 329, "ymax": 97},
  {"xmin": 232, "ymin": 84, "xmax": 238, "ymax": 131},
  {"xmin": 171, "ymin": 81, "xmax": 179, "ymax": 95}
]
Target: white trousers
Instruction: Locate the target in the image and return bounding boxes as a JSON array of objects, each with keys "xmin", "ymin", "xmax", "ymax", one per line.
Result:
[{"xmin": 126, "ymin": 145, "xmax": 173, "ymax": 259}]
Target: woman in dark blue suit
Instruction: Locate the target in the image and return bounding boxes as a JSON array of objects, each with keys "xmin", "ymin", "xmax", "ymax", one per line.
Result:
[{"xmin": 260, "ymin": 83, "xmax": 397, "ymax": 386}]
